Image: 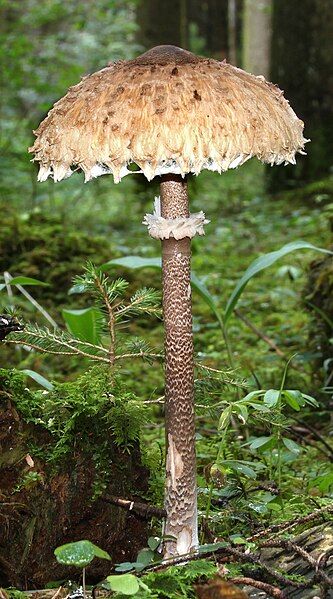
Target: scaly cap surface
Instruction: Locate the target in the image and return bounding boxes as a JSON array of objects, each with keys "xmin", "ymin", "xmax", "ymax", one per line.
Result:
[{"xmin": 30, "ymin": 45, "xmax": 307, "ymax": 184}]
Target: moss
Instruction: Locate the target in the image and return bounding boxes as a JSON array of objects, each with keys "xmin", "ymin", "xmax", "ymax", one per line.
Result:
[
  {"xmin": 303, "ymin": 251, "xmax": 333, "ymax": 385},
  {"xmin": 0, "ymin": 365, "xmax": 151, "ymax": 470},
  {"xmin": 0, "ymin": 210, "xmax": 115, "ymax": 311},
  {"xmin": 0, "ymin": 365, "xmax": 151, "ymax": 587}
]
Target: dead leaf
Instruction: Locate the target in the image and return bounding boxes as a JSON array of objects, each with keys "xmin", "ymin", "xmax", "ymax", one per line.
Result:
[
  {"xmin": 25, "ymin": 454, "xmax": 34, "ymax": 468},
  {"xmin": 196, "ymin": 578, "xmax": 248, "ymax": 599}
]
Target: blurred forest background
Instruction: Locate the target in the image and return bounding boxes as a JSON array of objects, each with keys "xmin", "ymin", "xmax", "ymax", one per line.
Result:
[
  {"xmin": 1, "ymin": 0, "xmax": 333, "ymax": 388},
  {"xmin": 0, "ymin": 0, "xmax": 332, "ymax": 392},
  {"xmin": 0, "ymin": 0, "xmax": 333, "ymax": 392}
]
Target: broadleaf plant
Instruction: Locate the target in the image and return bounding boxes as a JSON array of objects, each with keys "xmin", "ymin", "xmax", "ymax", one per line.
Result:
[
  {"xmin": 105, "ymin": 241, "xmax": 333, "ymax": 346},
  {"xmin": 55, "ymin": 540, "xmax": 111, "ymax": 599}
]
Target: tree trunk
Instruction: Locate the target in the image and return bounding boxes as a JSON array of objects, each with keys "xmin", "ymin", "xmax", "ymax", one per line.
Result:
[
  {"xmin": 269, "ymin": 0, "xmax": 333, "ymax": 188},
  {"xmin": 136, "ymin": 0, "xmax": 186, "ymax": 50},
  {"xmin": 227, "ymin": 0, "xmax": 238, "ymax": 65},
  {"xmin": 160, "ymin": 175, "xmax": 198, "ymax": 558},
  {"xmin": 242, "ymin": 0, "xmax": 272, "ymax": 77},
  {"xmin": 190, "ymin": 0, "xmax": 228, "ymax": 60}
]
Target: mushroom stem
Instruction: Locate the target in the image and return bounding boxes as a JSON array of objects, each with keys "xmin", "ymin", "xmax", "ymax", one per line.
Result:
[{"xmin": 160, "ymin": 174, "xmax": 198, "ymax": 558}]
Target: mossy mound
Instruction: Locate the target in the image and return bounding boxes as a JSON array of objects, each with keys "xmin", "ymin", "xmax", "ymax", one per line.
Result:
[
  {"xmin": 277, "ymin": 175, "xmax": 333, "ymax": 207},
  {"xmin": 304, "ymin": 251, "xmax": 333, "ymax": 386},
  {"xmin": 0, "ymin": 210, "xmax": 115, "ymax": 311},
  {"xmin": 0, "ymin": 366, "xmax": 150, "ymax": 587}
]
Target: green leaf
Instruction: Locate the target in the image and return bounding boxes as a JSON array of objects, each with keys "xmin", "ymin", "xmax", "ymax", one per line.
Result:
[
  {"xmin": 62, "ymin": 307, "xmax": 102, "ymax": 344},
  {"xmin": 282, "ymin": 438, "xmax": 302, "ymax": 454},
  {"xmin": 89, "ymin": 543, "xmax": 111, "ymax": 561},
  {"xmin": 106, "ymin": 574, "xmax": 140, "ymax": 595},
  {"xmin": 0, "ymin": 284, "xmax": 6, "ymax": 291},
  {"xmin": 136, "ymin": 548, "xmax": 154, "ymax": 568},
  {"xmin": 9, "ymin": 276, "xmax": 49, "ymax": 287},
  {"xmin": 54, "ymin": 540, "xmax": 110, "ymax": 568},
  {"xmin": 147, "ymin": 536, "xmax": 160, "ymax": 551},
  {"xmin": 138, "ymin": 580, "xmax": 152, "ymax": 593},
  {"xmin": 68, "ymin": 283, "xmax": 87, "ymax": 295},
  {"xmin": 102, "ymin": 256, "xmax": 161, "ymax": 271},
  {"xmin": 309, "ymin": 472, "xmax": 333, "ymax": 493},
  {"xmin": 115, "ymin": 562, "xmax": 136, "ymax": 573},
  {"xmin": 301, "ymin": 393, "xmax": 320, "ymax": 407},
  {"xmin": 234, "ymin": 403, "xmax": 248, "ymax": 423},
  {"xmin": 198, "ymin": 541, "xmax": 228, "ymax": 554},
  {"xmin": 241, "ymin": 390, "xmax": 265, "ymax": 402},
  {"xmin": 224, "ymin": 241, "xmax": 333, "ymax": 323},
  {"xmin": 229, "ymin": 535, "xmax": 246, "ymax": 544},
  {"xmin": 223, "ymin": 460, "xmax": 258, "ymax": 478},
  {"xmin": 54, "ymin": 540, "xmax": 95, "ymax": 568},
  {"xmin": 249, "ymin": 436, "xmax": 274, "ymax": 450},
  {"xmin": 21, "ymin": 369, "xmax": 54, "ymax": 391},
  {"xmin": 263, "ymin": 389, "xmax": 280, "ymax": 407},
  {"xmin": 218, "ymin": 406, "xmax": 232, "ymax": 430},
  {"xmin": 283, "ymin": 390, "xmax": 303, "ymax": 411},
  {"xmin": 190, "ymin": 273, "xmax": 222, "ymax": 327},
  {"xmin": 246, "ymin": 402, "xmax": 271, "ymax": 412}
]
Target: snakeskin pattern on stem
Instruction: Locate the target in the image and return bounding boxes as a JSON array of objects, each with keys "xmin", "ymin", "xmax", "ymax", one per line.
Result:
[{"xmin": 160, "ymin": 174, "xmax": 198, "ymax": 557}]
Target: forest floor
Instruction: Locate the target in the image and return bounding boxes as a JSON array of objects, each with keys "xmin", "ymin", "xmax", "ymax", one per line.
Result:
[{"xmin": 1, "ymin": 164, "xmax": 332, "ymax": 597}]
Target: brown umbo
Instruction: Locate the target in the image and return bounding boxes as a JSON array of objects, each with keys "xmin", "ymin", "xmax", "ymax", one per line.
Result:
[{"xmin": 29, "ymin": 45, "xmax": 306, "ymax": 558}]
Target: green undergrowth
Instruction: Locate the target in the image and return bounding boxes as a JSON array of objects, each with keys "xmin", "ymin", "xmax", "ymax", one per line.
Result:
[
  {"xmin": 116, "ymin": 560, "xmax": 218, "ymax": 599},
  {"xmin": 0, "ymin": 210, "xmax": 114, "ymax": 312},
  {"xmin": 1, "ymin": 167, "xmax": 333, "ymax": 593}
]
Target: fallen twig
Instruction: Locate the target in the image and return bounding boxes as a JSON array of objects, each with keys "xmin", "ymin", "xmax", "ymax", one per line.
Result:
[
  {"xmin": 317, "ymin": 547, "xmax": 333, "ymax": 570},
  {"xmin": 247, "ymin": 504, "xmax": 333, "ymax": 542},
  {"xmin": 289, "ymin": 426, "xmax": 332, "ymax": 460},
  {"xmin": 235, "ymin": 309, "xmax": 286, "ymax": 358},
  {"xmin": 291, "ymin": 415, "xmax": 333, "ymax": 459},
  {"xmin": 262, "ymin": 539, "xmax": 333, "ymax": 587},
  {"xmin": 230, "ymin": 576, "xmax": 286, "ymax": 598},
  {"xmin": 101, "ymin": 495, "xmax": 166, "ymax": 518}
]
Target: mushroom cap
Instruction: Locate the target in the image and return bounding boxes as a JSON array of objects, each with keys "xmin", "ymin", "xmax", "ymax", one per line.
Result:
[{"xmin": 30, "ymin": 45, "xmax": 307, "ymax": 184}]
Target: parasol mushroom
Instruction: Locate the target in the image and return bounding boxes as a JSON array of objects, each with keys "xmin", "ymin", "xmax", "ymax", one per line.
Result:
[{"xmin": 29, "ymin": 45, "xmax": 307, "ymax": 558}]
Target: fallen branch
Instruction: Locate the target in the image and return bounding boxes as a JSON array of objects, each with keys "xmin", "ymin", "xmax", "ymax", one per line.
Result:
[
  {"xmin": 247, "ymin": 504, "xmax": 333, "ymax": 542},
  {"xmin": 262, "ymin": 538, "xmax": 333, "ymax": 587},
  {"xmin": 230, "ymin": 576, "xmax": 286, "ymax": 598},
  {"xmin": 101, "ymin": 495, "xmax": 166, "ymax": 518},
  {"xmin": 225, "ymin": 546, "xmax": 308, "ymax": 590},
  {"xmin": 235, "ymin": 309, "xmax": 286, "ymax": 358},
  {"xmin": 146, "ymin": 544, "xmax": 308, "ymax": 591}
]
